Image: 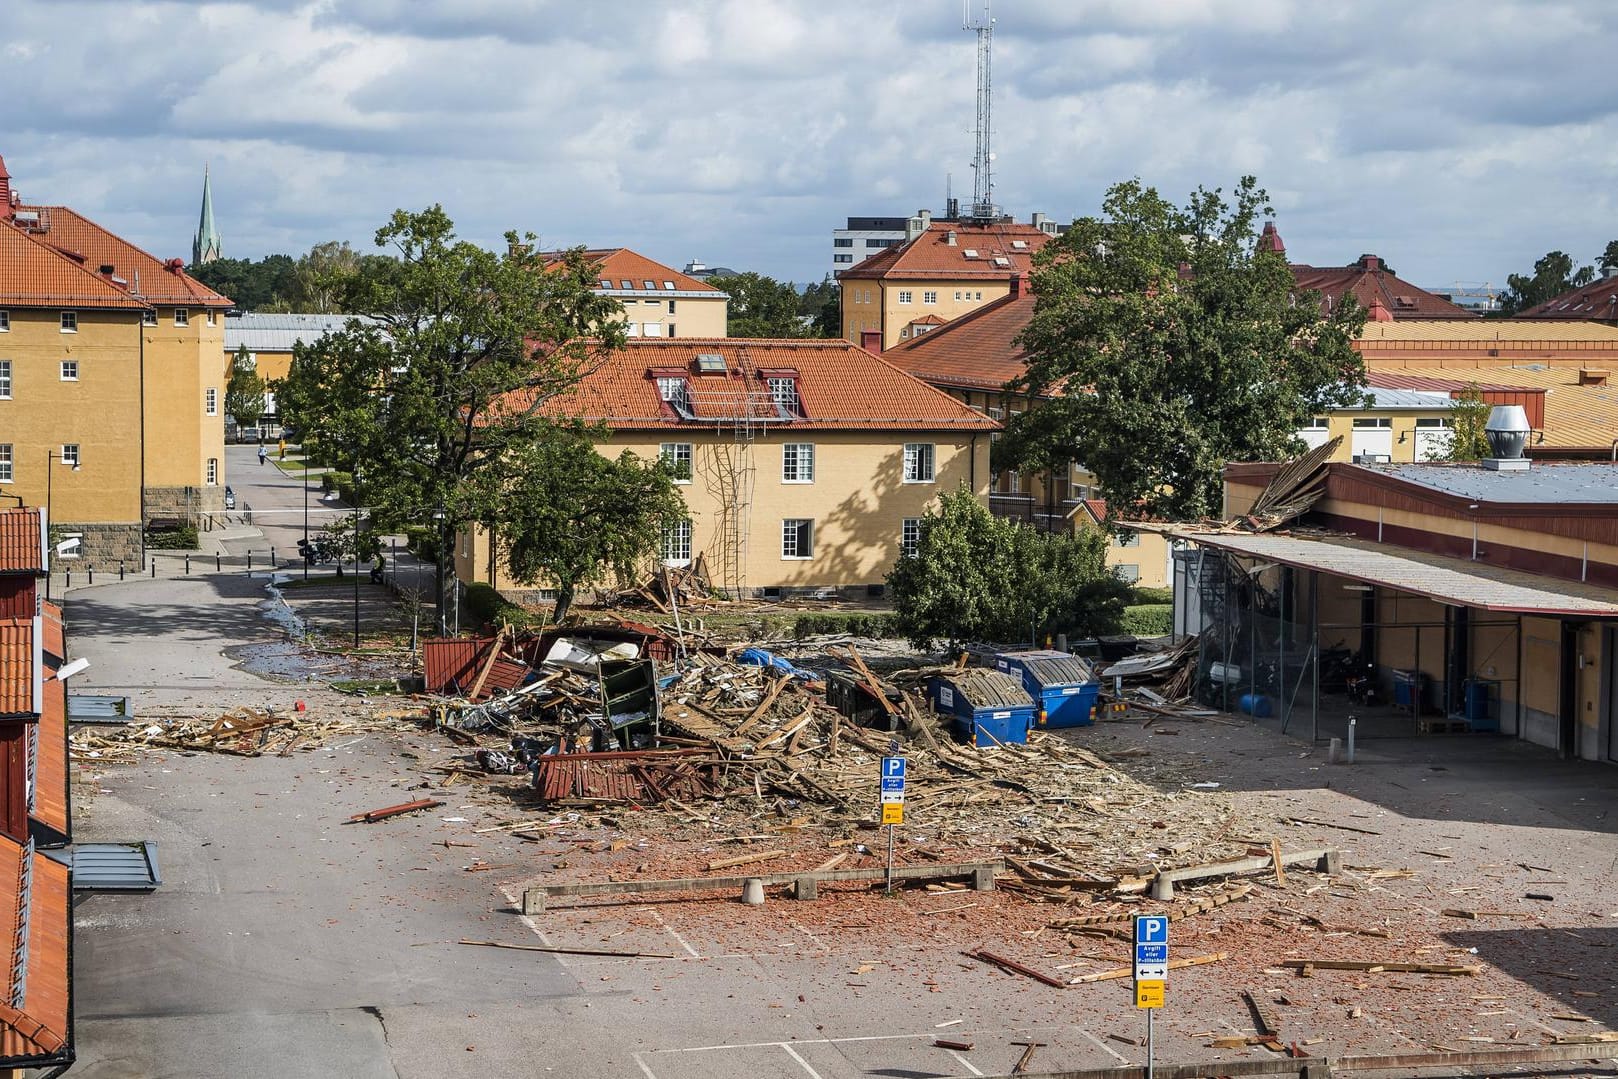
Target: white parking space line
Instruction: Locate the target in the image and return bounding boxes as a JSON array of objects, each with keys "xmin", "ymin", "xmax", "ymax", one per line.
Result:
[
  {"xmin": 1077, "ymin": 1027, "xmax": 1131, "ymax": 1064},
  {"xmin": 779, "ymin": 1043, "xmax": 826, "ymax": 1078},
  {"xmin": 650, "ymin": 908, "xmax": 703, "ymax": 958},
  {"xmin": 791, "ymin": 922, "xmax": 830, "ymax": 953},
  {"xmin": 947, "ymin": 1049, "xmax": 985, "ymax": 1076},
  {"xmin": 633, "ymin": 1053, "xmax": 659, "ymax": 1079}
]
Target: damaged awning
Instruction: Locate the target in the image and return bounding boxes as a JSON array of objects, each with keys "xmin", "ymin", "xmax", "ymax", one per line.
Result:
[{"xmin": 1179, "ymin": 530, "xmax": 1618, "ymax": 618}]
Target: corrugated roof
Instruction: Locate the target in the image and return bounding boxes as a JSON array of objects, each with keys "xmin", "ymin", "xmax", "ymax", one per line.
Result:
[
  {"xmin": 1367, "ymin": 371, "xmax": 1542, "ymax": 394},
  {"xmin": 0, "ymin": 511, "xmax": 44, "ymax": 575},
  {"xmin": 1390, "ymin": 365, "xmax": 1618, "ymax": 450},
  {"xmin": 0, "ymin": 620, "xmax": 33, "ymax": 717},
  {"xmin": 838, "ymin": 221, "xmax": 1050, "ymax": 282},
  {"xmin": 886, "ymin": 291, "xmax": 1035, "ymax": 392},
  {"xmin": 1181, "ymin": 529, "xmax": 1618, "ymax": 616},
  {"xmin": 527, "ymin": 339, "xmax": 1002, "ymax": 432},
  {"xmin": 1000, "ymin": 650, "xmax": 1094, "ymax": 686},
  {"xmin": 0, "ymin": 224, "xmax": 146, "ymax": 311},
  {"xmin": 16, "ymin": 204, "xmax": 231, "ymax": 308},
  {"xmin": 224, "ymin": 312, "xmax": 352, "ymax": 353},
  {"xmin": 1359, "ymin": 319, "xmax": 1618, "ymax": 342},
  {"xmin": 0, "ymin": 841, "xmax": 70, "ymax": 1062},
  {"xmin": 1351, "ymin": 386, "xmax": 1454, "ymax": 410}
]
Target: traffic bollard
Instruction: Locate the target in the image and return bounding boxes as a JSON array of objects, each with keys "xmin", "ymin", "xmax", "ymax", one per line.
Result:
[
  {"xmin": 119, "ymin": 561, "xmax": 126, "ymax": 581},
  {"xmin": 215, "ymin": 553, "xmax": 222, "ymax": 572},
  {"xmin": 88, "ymin": 565, "xmax": 94, "ymax": 585},
  {"xmin": 65, "ymin": 571, "xmax": 71, "ymax": 590},
  {"xmin": 185, "ymin": 554, "xmax": 191, "ymax": 575},
  {"xmin": 247, "ymin": 552, "xmax": 253, "ymax": 573},
  {"xmin": 150, "ymin": 560, "xmax": 156, "ymax": 578}
]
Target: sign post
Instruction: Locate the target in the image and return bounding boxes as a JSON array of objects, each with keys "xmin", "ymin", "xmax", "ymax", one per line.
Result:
[
  {"xmin": 880, "ymin": 753, "xmax": 906, "ymax": 894},
  {"xmin": 1134, "ymin": 914, "xmax": 1168, "ymax": 1079}
]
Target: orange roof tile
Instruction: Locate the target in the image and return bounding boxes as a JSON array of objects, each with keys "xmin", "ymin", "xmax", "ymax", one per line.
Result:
[
  {"xmin": 31, "ymin": 675, "xmax": 67, "ymax": 841},
  {"xmin": 886, "ymin": 291, "xmax": 1036, "ymax": 392},
  {"xmin": 561, "ymin": 248, "xmax": 723, "ymax": 295},
  {"xmin": 0, "ymin": 620, "xmax": 33, "ymax": 718},
  {"xmin": 838, "ymin": 220, "xmax": 1051, "ymax": 281},
  {"xmin": 0, "ymin": 511, "xmax": 44, "ymax": 576},
  {"xmin": 0, "ymin": 224, "xmax": 146, "ymax": 311},
  {"xmin": 528, "ymin": 339, "xmax": 1001, "ymax": 432},
  {"xmin": 17, "ymin": 204, "xmax": 231, "ymax": 308},
  {"xmin": 1291, "ymin": 255, "xmax": 1474, "ymax": 320},
  {"xmin": 37, "ymin": 606, "xmax": 61, "ymax": 665},
  {"xmin": 0, "ymin": 841, "xmax": 71, "ymax": 1063}
]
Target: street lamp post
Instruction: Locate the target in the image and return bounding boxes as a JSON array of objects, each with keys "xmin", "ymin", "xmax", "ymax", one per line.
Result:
[
  {"xmin": 352, "ymin": 467, "xmax": 362, "ymax": 649},
  {"xmin": 44, "ymin": 449, "xmax": 81, "ymax": 600},
  {"xmin": 302, "ymin": 450, "xmax": 309, "ymax": 582}
]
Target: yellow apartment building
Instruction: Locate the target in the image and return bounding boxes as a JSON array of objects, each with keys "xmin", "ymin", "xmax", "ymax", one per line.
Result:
[
  {"xmin": 838, "ymin": 213, "xmax": 1051, "ymax": 352},
  {"xmin": 454, "ymin": 339, "xmax": 998, "ymax": 601},
  {"xmin": 562, "ymin": 248, "xmax": 729, "ymax": 339},
  {"xmin": 224, "ymin": 313, "xmax": 350, "ymax": 433}
]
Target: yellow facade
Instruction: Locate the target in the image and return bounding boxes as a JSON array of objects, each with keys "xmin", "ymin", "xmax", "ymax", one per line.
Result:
[
  {"xmin": 455, "ymin": 429, "xmax": 992, "ymax": 598},
  {"xmin": 142, "ymin": 305, "xmax": 228, "ymax": 515},
  {"xmin": 0, "ymin": 307, "xmax": 144, "ymax": 530},
  {"xmin": 843, "ymin": 279, "xmax": 1013, "ymax": 351},
  {"xmin": 610, "ymin": 294, "xmax": 727, "ymax": 339}
]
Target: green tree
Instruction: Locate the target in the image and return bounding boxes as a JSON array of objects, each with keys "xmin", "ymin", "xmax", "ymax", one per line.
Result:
[
  {"xmin": 1004, "ymin": 176, "xmax": 1367, "ymax": 521},
  {"xmin": 189, "ymin": 254, "xmax": 297, "ymax": 310},
  {"xmin": 799, "ymin": 276, "xmax": 841, "ymax": 337},
  {"xmin": 224, "ymin": 344, "xmax": 266, "ymax": 428},
  {"xmin": 1499, "ymin": 250, "xmax": 1597, "ymax": 315},
  {"xmin": 495, "ymin": 439, "xmax": 688, "ymax": 620},
  {"xmin": 709, "ymin": 272, "xmax": 814, "ymax": 337},
  {"xmin": 1430, "ymin": 383, "xmax": 1491, "ymax": 462},
  {"xmin": 886, "ymin": 488, "xmax": 1128, "ymax": 650},
  {"xmin": 273, "ymin": 206, "xmax": 625, "ymax": 634},
  {"xmin": 1600, "ymin": 240, "xmax": 1618, "ymax": 277}
]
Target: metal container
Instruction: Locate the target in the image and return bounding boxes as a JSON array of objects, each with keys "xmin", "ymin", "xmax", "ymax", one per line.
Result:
[
  {"xmin": 929, "ymin": 669, "xmax": 1036, "ymax": 747},
  {"xmin": 994, "ymin": 650, "xmax": 1098, "ymax": 728}
]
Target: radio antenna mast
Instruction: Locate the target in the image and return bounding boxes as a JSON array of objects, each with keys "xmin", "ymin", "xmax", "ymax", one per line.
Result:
[{"xmin": 964, "ymin": 1, "xmax": 997, "ymax": 221}]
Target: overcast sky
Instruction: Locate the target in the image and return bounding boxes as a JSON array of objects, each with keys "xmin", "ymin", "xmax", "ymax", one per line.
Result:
[{"xmin": 4, "ymin": 0, "xmax": 1615, "ymax": 292}]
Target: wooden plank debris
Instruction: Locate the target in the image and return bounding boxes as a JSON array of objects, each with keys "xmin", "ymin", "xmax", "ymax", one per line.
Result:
[
  {"xmin": 1070, "ymin": 952, "xmax": 1228, "ymax": 984},
  {"xmin": 1279, "ymin": 959, "xmax": 1480, "ymax": 976},
  {"xmin": 964, "ymin": 949, "xmax": 1069, "ymax": 989},
  {"xmin": 348, "ymin": 797, "xmax": 443, "ymax": 823},
  {"xmin": 458, "ymin": 939, "xmax": 675, "ymax": 959}
]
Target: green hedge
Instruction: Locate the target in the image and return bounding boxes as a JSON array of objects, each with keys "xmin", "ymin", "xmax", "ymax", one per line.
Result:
[
  {"xmin": 1129, "ymin": 586, "xmax": 1173, "ymax": 606},
  {"xmin": 1118, "ymin": 603, "xmax": 1172, "ymax": 637},
  {"xmin": 792, "ymin": 612, "xmax": 900, "ymax": 639},
  {"xmin": 403, "ymin": 525, "xmax": 439, "ymax": 564},
  {"xmin": 144, "ymin": 525, "xmax": 200, "ymax": 550},
  {"xmin": 321, "ymin": 470, "xmax": 356, "ymax": 504}
]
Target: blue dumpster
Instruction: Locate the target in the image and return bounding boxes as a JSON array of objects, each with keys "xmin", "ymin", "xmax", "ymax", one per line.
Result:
[
  {"xmin": 929, "ymin": 669, "xmax": 1036, "ymax": 747},
  {"xmin": 994, "ymin": 650, "xmax": 1099, "ymax": 729}
]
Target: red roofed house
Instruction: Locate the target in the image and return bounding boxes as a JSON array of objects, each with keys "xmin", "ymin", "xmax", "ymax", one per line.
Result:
[
  {"xmin": 1514, "ymin": 270, "xmax": 1618, "ymax": 324},
  {"xmin": 565, "ymin": 249, "xmax": 729, "ymax": 339},
  {"xmin": 0, "ymin": 507, "xmax": 74, "ymax": 1072},
  {"xmin": 0, "ymin": 151, "xmax": 234, "ymax": 563},
  {"xmin": 1263, "ymin": 223, "xmax": 1477, "ymax": 322},
  {"xmin": 455, "ymin": 339, "xmax": 999, "ymax": 600},
  {"xmin": 838, "ymin": 212, "xmax": 1053, "ymax": 351}
]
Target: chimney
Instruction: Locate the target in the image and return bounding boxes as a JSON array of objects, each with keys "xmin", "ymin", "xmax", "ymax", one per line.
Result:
[
  {"xmin": 1367, "ymin": 296, "xmax": 1394, "ymax": 322},
  {"xmin": 1357, "ymin": 254, "xmax": 1382, "ymax": 272},
  {"xmin": 946, "ymin": 230, "xmax": 957, "ymax": 246},
  {"xmin": 1579, "ymin": 368, "xmax": 1609, "ymax": 386},
  {"xmin": 1009, "ymin": 274, "xmax": 1025, "ymax": 298},
  {"xmin": 0, "ymin": 154, "xmax": 11, "ymax": 220}
]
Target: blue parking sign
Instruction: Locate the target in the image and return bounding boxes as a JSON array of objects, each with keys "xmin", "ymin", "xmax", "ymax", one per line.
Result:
[{"xmin": 883, "ymin": 756, "xmax": 906, "ymax": 780}]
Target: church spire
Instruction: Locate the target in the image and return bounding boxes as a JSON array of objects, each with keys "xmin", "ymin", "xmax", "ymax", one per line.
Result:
[{"xmin": 192, "ymin": 165, "xmax": 221, "ymax": 266}]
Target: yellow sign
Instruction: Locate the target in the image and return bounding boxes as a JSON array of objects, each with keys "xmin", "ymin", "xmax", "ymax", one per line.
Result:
[
  {"xmin": 1135, "ymin": 979, "xmax": 1165, "ymax": 1009},
  {"xmin": 881, "ymin": 803, "xmax": 904, "ymax": 825}
]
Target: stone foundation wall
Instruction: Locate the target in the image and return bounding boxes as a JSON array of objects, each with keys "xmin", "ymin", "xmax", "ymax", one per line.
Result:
[
  {"xmin": 51, "ymin": 522, "xmax": 143, "ymax": 568},
  {"xmin": 144, "ymin": 485, "xmax": 224, "ymax": 523}
]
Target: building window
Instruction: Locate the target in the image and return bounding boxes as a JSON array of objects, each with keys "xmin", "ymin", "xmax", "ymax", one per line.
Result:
[
  {"xmin": 656, "ymin": 376, "xmax": 691, "ymax": 411},
  {"xmin": 923, "ymin": 290, "xmax": 937, "ymax": 304},
  {"xmin": 901, "ymin": 517, "xmax": 921, "ymax": 558},
  {"xmin": 769, "ymin": 376, "xmax": 801, "ymax": 416},
  {"xmin": 207, "ymin": 310, "xmax": 217, "ymax": 326},
  {"xmin": 142, "ymin": 308, "xmax": 157, "ymax": 326},
  {"xmin": 620, "ymin": 279, "xmax": 632, "ymax": 289},
  {"xmin": 60, "ymin": 360, "xmax": 78, "ymax": 381},
  {"xmin": 662, "ymin": 280, "xmax": 675, "ymax": 290},
  {"xmin": 60, "ymin": 311, "xmax": 77, "ymax": 333},
  {"xmin": 668, "ymin": 300, "xmax": 677, "ymax": 314},
  {"xmin": 1114, "ymin": 564, "xmax": 1141, "ymax": 583},
  {"xmin": 782, "ymin": 518, "xmax": 814, "ymax": 559},
  {"xmin": 0, "ymin": 445, "xmax": 10, "ymax": 483},
  {"xmin": 662, "ymin": 520, "xmax": 692, "ymax": 566},
  {"xmin": 643, "ymin": 322, "xmax": 663, "ymax": 337},
  {"xmin": 0, "ymin": 310, "xmax": 8, "ymax": 331},
  {"xmin": 834, "ymin": 238, "xmax": 854, "ymax": 247},
  {"xmin": 1415, "ymin": 418, "xmax": 1452, "ymax": 429},
  {"xmin": 954, "ymin": 291, "xmax": 962, "ymax": 301},
  {"xmin": 897, "ymin": 290, "xmax": 913, "ymax": 304},
  {"xmin": 175, "ymin": 308, "xmax": 189, "ymax": 326},
  {"xmin": 61, "ymin": 444, "xmax": 80, "ymax": 467},
  {"xmin": 1352, "ymin": 417, "xmax": 1392, "ymax": 429},
  {"xmin": 1303, "ymin": 416, "xmax": 1328, "ymax": 430},
  {"xmin": 667, "ymin": 324, "xmax": 676, "ymax": 338},
  {"xmin": 867, "ymin": 238, "xmax": 896, "ymax": 248},
  {"xmin": 205, "ymin": 387, "xmax": 218, "ymax": 414},
  {"xmin": 782, "ymin": 443, "xmax": 815, "ymax": 483},
  {"xmin": 0, "ymin": 360, "xmax": 9, "ymax": 399},
  {"xmin": 834, "ymin": 254, "xmax": 853, "ymax": 264},
  {"xmin": 1117, "ymin": 532, "xmax": 1140, "ymax": 547},
  {"xmin": 660, "ymin": 442, "xmax": 693, "ymax": 482},
  {"xmin": 902, "ymin": 443, "xmax": 935, "ymax": 483},
  {"xmin": 206, "ymin": 457, "xmax": 218, "ymax": 485}
]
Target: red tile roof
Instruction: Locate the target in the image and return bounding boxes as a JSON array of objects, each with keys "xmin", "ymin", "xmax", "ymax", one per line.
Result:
[
  {"xmin": 885, "ymin": 291, "xmax": 1036, "ymax": 392},
  {"xmin": 1291, "ymin": 255, "xmax": 1475, "ymax": 320},
  {"xmin": 16, "ymin": 205, "xmax": 231, "ymax": 308},
  {"xmin": 0, "ymin": 224, "xmax": 147, "ymax": 311},
  {"xmin": 32, "ymin": 671, "xmax": 68, "ymax": 839},
  {"xmin": 37, "ymin": 605, "xmax": 62, "ymax": 664},
  {"xmin": 1516, "ymin": 275, "xmax": 1618, "ymax": 322},
  {"xmin": 0, "ymin": 512, "xmax": 44, "ymax": 576},
  {"xmin": 562, "ymin": 249, "xmax": 723, "ymax": 295},
  {"xmin": 0, "ymin": 620, "xmax": 32, "ymax": 718},
  {"xmin": 838, "ymin": 220, "xmax": 1051, "ymax": 281},
  {"xmin": 526, "ymin": 339, "xmax": 1001, "ymax": 432},
  {"xmin": 0, "ymin": 841, "xmax": 70, "ymax": 1063}
]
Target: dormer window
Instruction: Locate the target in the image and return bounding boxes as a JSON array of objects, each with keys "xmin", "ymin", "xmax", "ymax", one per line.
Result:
[
  {"xmin": 767, "ymin": 376, "xmax": 802, "ymax": 417},
  {"xmin": 600, "ymin": 278, "xmax": 612, "ymax": 289},
  {"xmin": 656, "ymin": 375, "xmax": 692, "ymax": 415},
  {"xmin": 662, "ymin": 280, "xmax": 675, "ymax": 290},
  {"xmin": 620, "ymin": 279, "xmax": 633, "ymax": 289},
  {"xmin": 643, "ymin": 279, "xmax": 655, "ymax": 290}
]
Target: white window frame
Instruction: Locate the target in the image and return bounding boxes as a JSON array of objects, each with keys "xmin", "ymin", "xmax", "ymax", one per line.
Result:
[
  {"xmin": 769, "ymin": 376, "xmax": 800, "ymax": 415},
  {"xmin": 1117, "ymin": 531, "xmax": 1140, "ymax": 548},
  {"xmin": 0, "ymin": 445, "xmax": 11, "ymax": 483},
  {"xmin": 206, "ymin": 457, "xmax": 218, "ymax": 485},
  {"xmin": 206, "ymin": 310, "xmax": 218, "ymax": 326},
  {"xmin": 60, "ymin": 360, "xmax": 78, "ymax": 382},
  {"xmin": 897, "ymin": 290, "xmax": 913, "ymax": 304},
  {"xmin": 205, "ymin": 387, "xmax": 218, "ymax": 415},
  {"xmin": 901, "ymin": 517, "xmax": 921, "ymax": 558},
  {"xmin": 662, "ymin": 520, "xmax": 692, "ymax": 566},
  {"xmin": 781, "ymin": 518, "xmax": 814, "ymax": 560},
  {"xmin": 656, "ymin": 377, "xmax": 690, "ymax": 411},
  {"xmin": 60, "ymin": 311, "xmax": 77, "ymax": 333},
  {"xmin": 174, "ymin": 308, "xmax": 189, "ymax": 326},
  {"xmin": 642, "ymin": 322, "xmax": 663, "ymax": 337},
  {"xmin": 902, "ymin": 443, "xmax": 935, "ymax": 483},
  {"xmin": 781, "ymin": 443, "xmax": 815, "ymax": 483},
  {"xmin": 922, "ymin": 290, "xmax": 937, "ymax": 304},
  {"xmin": 660, "ymin": 442, "xmax": 693, "ymax": 483},
  {"xmin": 1114, "ymin": 564, "xmax": 1141, "ymax": 583},
  {"xmin": 142, "ymin": 308, "xmax": 157, "ymax": 326},
  {"xmin": 0, "ymin": 360, "xmax": 9, "ymax": 399},
  {"xmin": 61, "ymin": 443, "xmax": 80, "ymax": 467}
]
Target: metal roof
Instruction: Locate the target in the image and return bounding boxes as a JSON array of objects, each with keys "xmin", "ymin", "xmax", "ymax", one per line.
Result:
[
  {"xmin": 1369, "ymin": 461, "xmax": 1618, "ymax": 504},
  {"xmin": 938, "ymin": 669, "xmax": 1035, "ymax": 710},
  {"xmin": 999, "ymin": 650, "xmax": 1094, "ymax": 686},
  {"xmin": 224, "ymin": 313, "xmax": 354, "ymax": 353},
  {"xmin": 1348, "ymin": 386, "xmax": 1454, "ymax": 410},
  {"xmin": 1181, "ymin": 530, "xmax": 1618, "ymax": 617}
]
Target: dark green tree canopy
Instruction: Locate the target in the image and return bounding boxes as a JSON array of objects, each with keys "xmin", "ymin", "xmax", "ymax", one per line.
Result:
[
  {"xmin": 708, "ymin": 272, "xmax": 819, "ymax": 337},
  {"xmin": 224, "ymin": 344, "xmax": 266, "ymax": 427},
  {"xmin": 1004, "ymin": 176, "xmax": 1368, "ymax": 520},
  {"xmin": 1429, "ymin": 383, "xmax": 1491, "ymax": 462},
  {"xmin": 1498, "ymin": 250, "xmax": 1598, "ymax": 315}
]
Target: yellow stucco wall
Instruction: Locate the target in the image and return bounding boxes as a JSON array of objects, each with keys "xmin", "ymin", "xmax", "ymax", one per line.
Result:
[
  {"xmin": 1304, "ymin": 406, "xmax": 1457, "ymax": 463},
  {"xmin": 0, "ymin": 307, "xmax": 143, "ymax": 524},
  {"xmin": 456, "ymin": 429, "xmax": 992, "ymax": 595},
  {"xmin": 877, "ymin": 279, "xmax": 1010, "ymax": 351},
  {"xmin": 610, "ymin": 295, "xmax": 727, "ymax": 339},
  {"xmin": 143, "ymin": 306, "xmax": 228, "ymax": 506},
  {"xmin": 839, "ymin": 282, "xmax": 882, "ymax": 346}
]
